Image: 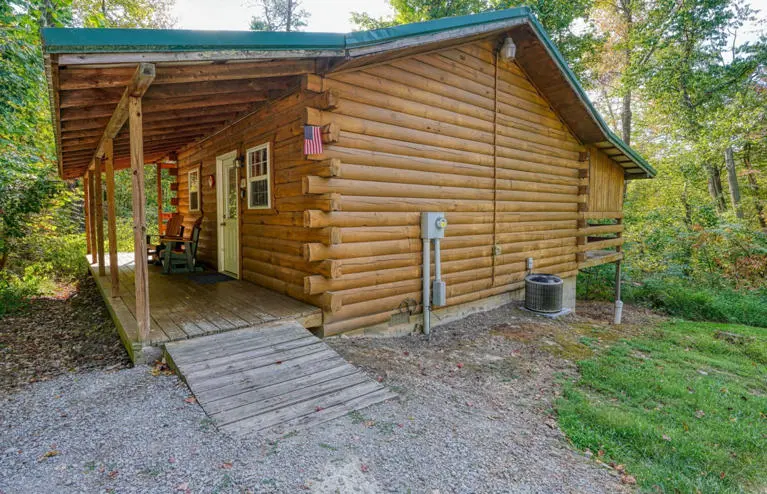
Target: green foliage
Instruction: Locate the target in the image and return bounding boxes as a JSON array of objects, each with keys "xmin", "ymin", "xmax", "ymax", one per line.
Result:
[
  {"xmin": 557, "ymin": 320, "xmax": 767, "ymax": 492},
  {"xmin": 0, "ymin": 0, "xmax": 176, "ymax": 313},
  {"xmin": 249, "ymin": 0, "xmax": 308, "ymax": 31},
  {"xmin": 71, "ymin": 0, "xmax": 176, "ymax": 27},
  {"xmin": 350, "ymin": 0, "xmax": 602, "ymax": 78}
]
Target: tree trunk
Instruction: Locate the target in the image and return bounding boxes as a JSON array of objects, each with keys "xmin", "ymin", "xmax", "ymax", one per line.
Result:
[
  {"xmin": 681, "ymin": 181, "xmax": 693, "ymax": 229},
  {"xmin": 743, "ymin": 145, "xmax": 766, "ymax": 228},
  {"xmin": 0, "ymin": 248, "xmax": 7, "ymax": 272},
  {"xmin": 286, "ymin": 0, "xmax": 292, "ymax": 32},
  {"xmin": 621, "ymin": 89, "xmax": 632, "ymax": 145},
  {"xmin": 706, "ymin": 164, "xmax": 727, "ymax": 213},
  {"xmin": 724, "ymin": 146, "xmax": 743, "ymax": 218}
]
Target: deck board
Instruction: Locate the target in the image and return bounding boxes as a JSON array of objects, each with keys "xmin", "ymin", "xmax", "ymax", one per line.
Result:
[
  {"xmin": 88, "ymin": 252, "xmax": 321, "ymax": 353},
  {"xmin": 165, "ymin": 320, "xmax": 397, "ymax": 437}
]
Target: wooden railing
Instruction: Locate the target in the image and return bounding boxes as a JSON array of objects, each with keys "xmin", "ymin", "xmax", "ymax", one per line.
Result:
[{"xmin": 576, "ymin": 211, "xmax": 624, "ymax": 269}]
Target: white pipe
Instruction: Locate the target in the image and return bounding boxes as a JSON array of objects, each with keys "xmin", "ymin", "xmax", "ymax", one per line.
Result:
[
  {"xmin": 434, "ymin": 238, "xmax": 441, "ymax": 281},
  {"xmin": 614, "ymin": 300, "xmax": 623, "ymax": 325},
  {"xmin": 422, "ymin": 237, "xmax": 431, "ymax": 336}
]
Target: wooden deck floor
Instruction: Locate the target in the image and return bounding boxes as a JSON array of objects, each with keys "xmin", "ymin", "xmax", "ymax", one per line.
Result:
[
  {"xmin": 165, "ymin": 320, "xmax": 397, "ymax": 438},
  {"xmin": 90, "ymin": 253, "xmax": 321, "ymax": 357}
]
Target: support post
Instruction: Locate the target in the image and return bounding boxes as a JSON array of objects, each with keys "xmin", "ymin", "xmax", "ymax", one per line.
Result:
[
  {"xmin": 94, "ymin": 157, "xmax": 105, "ymax": 276},
  {"xmin": 156, "ymin": 163, "xmax": 164, "ymax": 234},
  {"xmin": 83, "ymin": 173, "xmax": 92, "ymax": 259},
  {"xmin": 104, "ymin": 139, "xmax": 119, "ymax": 297},
  {"xmin": 613, "ymin": 260, "xmax": 623, "ymax": 325},
  {"xmin": 129, "ymin": 96, "xmax": 151, "ymax": 344},
  {"xmin": 87, "ymin": 171, "xmax": 97, "ymax": 265}
]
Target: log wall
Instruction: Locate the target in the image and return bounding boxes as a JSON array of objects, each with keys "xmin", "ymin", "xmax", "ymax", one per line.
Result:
[
  {"xmin": 588, "ymin": 146, "xmax": 624, "ymax": 212},
  {"xmin": 175, "ymin": 39, "xmax": 628, "ymax": 336},
  {"xmin": 176, "ymin": 87, "xmax": 337, "ymax": 310},
  {"xmin": 305, "ymin": 40, "xmax": 600, "ymax": 335}
]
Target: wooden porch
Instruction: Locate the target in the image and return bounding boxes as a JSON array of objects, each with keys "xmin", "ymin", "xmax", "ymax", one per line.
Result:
[{"xmin": 89, "ymin": 252, "xmax": 321, "ymax": 362}]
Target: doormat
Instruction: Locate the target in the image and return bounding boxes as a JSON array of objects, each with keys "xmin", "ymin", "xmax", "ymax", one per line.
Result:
[{"xmin": 186, "ymin": 272, "xmax": 235, "ymax": 285}]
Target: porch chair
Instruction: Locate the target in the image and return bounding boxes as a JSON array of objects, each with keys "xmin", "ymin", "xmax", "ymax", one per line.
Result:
[
  {"xmin": 161, "ymin": 216, "xmax": 204, "ymax": 274},
  {"xmin": 147, "ymin": 213, "xmax": 185, "ymax": 264}
]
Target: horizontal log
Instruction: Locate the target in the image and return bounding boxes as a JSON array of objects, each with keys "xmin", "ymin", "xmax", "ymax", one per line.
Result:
[
  {"xmin": 579, "ymin": 237, "xmax": 624, "ymax": 252},
  {"xmin": 304, "ymin": 238, "xmax": 421, "ymax": 262},
  {"xmin": 580, "ymin": 224, "xmax": 624, "ymax": 236},
  {"xmin": 579, "ymin": 251, "xmax": 623, "ymax": 269}
]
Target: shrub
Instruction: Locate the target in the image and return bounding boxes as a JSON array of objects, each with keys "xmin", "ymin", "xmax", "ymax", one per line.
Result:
[{"xmin": 624, "ymin": 277, "xmax": 767, "ymax": 328}]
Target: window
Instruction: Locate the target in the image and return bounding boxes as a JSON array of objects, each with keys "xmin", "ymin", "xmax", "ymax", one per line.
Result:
[
  {"xmin": 188, "ymin": 168, "xmax": 200, "ymax": 212},
  {"xmin": 246, "ymin": 143, "xmax": 271, "ymax": 209}
]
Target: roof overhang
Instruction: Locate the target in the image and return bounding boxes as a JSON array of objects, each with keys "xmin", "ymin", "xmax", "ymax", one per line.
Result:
[{"xmin": 42, "ymin": 7, "xmax": 655, "ymax": 180}]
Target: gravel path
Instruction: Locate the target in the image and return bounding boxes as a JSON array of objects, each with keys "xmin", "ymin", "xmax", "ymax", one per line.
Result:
[{"xmin": 0, "ymin": 303, "xmax": 630, "ymax": 493}]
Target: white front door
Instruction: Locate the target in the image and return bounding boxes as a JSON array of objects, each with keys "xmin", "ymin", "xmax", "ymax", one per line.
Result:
[{"xmin": 216, "ymin": 151, "xmax": 240, "ymax": 278}]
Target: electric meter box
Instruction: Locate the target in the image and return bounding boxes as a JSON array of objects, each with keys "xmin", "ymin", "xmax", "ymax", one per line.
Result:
[{"xmin": 421, "ymin": 212, "xmax": 447, "ymax": 239}]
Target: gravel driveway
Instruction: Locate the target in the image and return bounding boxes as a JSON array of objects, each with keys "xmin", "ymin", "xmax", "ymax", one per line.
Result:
[{"xmin": 0, "ymin": 303, "xmax": 628, "ymax": 493}]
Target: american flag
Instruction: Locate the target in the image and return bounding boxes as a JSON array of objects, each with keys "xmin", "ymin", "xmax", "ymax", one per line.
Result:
[{"xmin": 303, "ymin": 125, "xmax": 323, "ymax": 155}]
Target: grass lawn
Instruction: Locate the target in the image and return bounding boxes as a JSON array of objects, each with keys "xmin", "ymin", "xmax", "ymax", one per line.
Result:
[{"xmin": 556, "ymin": 320, "xmax": 767, "ymax": 493}]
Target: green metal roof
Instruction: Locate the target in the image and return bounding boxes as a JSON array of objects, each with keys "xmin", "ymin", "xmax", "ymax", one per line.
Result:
[
  {"xmin": 41, "ymin": 7, "xmax": 655, "ymax": 178},
  {"xmin": 42, "ymin": 28, "xmax": 346, "ymax": 53}
]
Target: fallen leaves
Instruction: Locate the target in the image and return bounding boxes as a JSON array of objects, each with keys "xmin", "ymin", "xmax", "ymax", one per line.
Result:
[
  {"xmin": 620, "ymin": 474, "xmax": 636, "ymax": 485},
  {"xmin": 37, "ymin": 450, "xmax": 59, "ymax": 462},
  {"xmin": 360, "ymin": 464, "xmax": 369, "ymax": 473},
  {"xmin": 220, "ymin": 461, "xmax": 233, "ymax": 470},
  {"xmin": 151, "ymin": 359, "xmax": 174, "ymax": 376},
  {"xmin": 695, "ymin": 409, "xmax": 705, "ymax": 419},
  {"xmin": 456, "ymin": 362, "xmax": 464, "ymax": 369},
  {"xmin": 183, "ymin": 396, "xmax": 197, "ymax": 404}
]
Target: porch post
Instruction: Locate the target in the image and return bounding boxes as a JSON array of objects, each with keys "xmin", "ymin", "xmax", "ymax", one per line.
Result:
[
  {"xmin": 94, "ymin": 157, "xmax": 106, "ymax": 276},
  {"xmin": 129, "ymin": 96, "xmax": 151, "ymax": 343},
  {"xmin": 83, "ymin": 172, "xmax": 92, "ymax": 260},
  {"xmin": 87, "ymin": 170, "xmax": 97, "ymax": 265},
  {"xmin": 156, "ymin": 163, "xmax": 164, "ymax": 234},
  {"xmin": 104, "ymin": 139, "xmax": 120, "ymax": 297}
]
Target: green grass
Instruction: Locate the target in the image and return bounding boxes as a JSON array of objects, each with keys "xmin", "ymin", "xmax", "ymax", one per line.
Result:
[
  {"xmin": 557, "ymin": 320, "xmax": 767, "ymax": 493},
  {"xmin": 578, "ymin": 267, "xmax": 767, "ymax": 328}
]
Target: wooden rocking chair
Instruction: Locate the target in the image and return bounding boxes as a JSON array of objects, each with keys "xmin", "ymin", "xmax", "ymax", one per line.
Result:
[
  {"xmin": 147, "ymin": 213, "xmax": 185, "ymax": 264},
  {"xmin": 161, "ymin": 216, "xmax": 203, "ymax": 274}
]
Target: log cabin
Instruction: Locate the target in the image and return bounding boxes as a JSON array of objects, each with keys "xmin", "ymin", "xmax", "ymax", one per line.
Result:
[{"xmin": 42, "ymin": 7, "xmax": 655, "ymax": 361}]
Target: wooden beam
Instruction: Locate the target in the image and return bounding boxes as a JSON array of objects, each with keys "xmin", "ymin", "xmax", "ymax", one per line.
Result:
[
  {"xmin": 89, "ymin": 63, "xmax": 156, "ymax": 170},
  {"xmin": 87, "ymin": 171, "xmax": 97, "ymax": 264},
  {"xmin": 94, "ymin": 156, "xmax": 105, "ymax": 276},
  {"xmin": 61, "ymin": 78, "xmax": 295, "ymax": 109},
  {"xmin": 156, "ymin": 163, "xmax": 163, "ymax": 234},
  {"xmin": 83, "ymin": 173, "xmax": 92, "ymax": 257},
  {"xmin": 104, "ymin": 139, "xmax": 119, "ymax": 298},
  {"xmin": 58, "ymin": 59, "xmax": 315, "ymax": 90},
  {"xmin": 129, "ymin": 96, "xmax": 151, "ymax": 344}
]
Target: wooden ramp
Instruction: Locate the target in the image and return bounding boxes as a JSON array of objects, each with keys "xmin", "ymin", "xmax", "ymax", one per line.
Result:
[{"xmin": 164, "ymin": 320, "xmax": 396, "ymax": 437}]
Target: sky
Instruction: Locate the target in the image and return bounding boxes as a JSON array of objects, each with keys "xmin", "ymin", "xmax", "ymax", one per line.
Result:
[{"xmin": 171, "ymin": 0, "xmax": 393, "ymax": 32}]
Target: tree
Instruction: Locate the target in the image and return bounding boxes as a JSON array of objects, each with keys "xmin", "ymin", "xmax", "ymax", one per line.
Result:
[
  {"xmin": 351, "ymin": 0, "xmax": 602, "ymax": 81},
  {"xmin": 0, "ymin": 0, "xmax": 69, "ymax": 271},
  {"xmin": 636, "ymin": 0, "xmax": 766, "ymax": 213},
  {"xmin": 351, "ymin": 0, "xmax": 487, "ymax": 30},
  {"xmin": 249, "ymin": 0, "xmax": 308, "ymax": 32},
  {"xmin": 70, "ymin": 0, "xmax": 177, "ymax": 28}
]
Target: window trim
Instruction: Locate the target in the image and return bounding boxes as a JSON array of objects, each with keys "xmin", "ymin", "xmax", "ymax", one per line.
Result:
[
  {"xmin": 245, "ymin": 142, "xmax": 272, "ymax": 210},
  {"xmin": 188, "ymin": 166, "xmax": 201, "ymax": 213}
]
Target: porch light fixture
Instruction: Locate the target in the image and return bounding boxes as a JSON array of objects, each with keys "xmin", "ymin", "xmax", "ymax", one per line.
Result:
[
  {"xmin": 234, "ymin": 156, "xmax": 245, "ymax": 168},
  {"xmin": 500, "ymin": 36, "xmax": 517, "ymax": 61}
]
